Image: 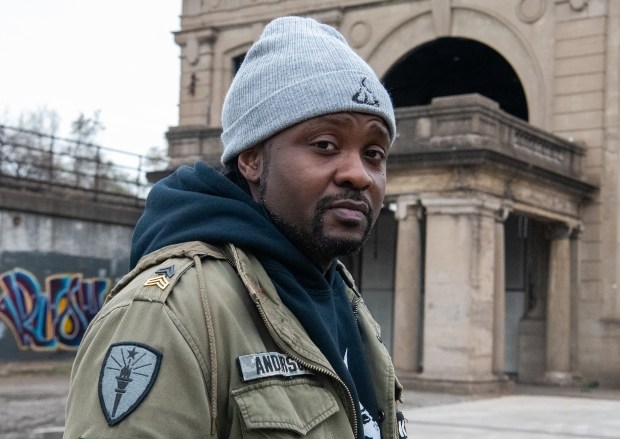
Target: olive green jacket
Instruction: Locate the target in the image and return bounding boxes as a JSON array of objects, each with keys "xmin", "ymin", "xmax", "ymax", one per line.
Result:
[{"xmin": 64, "ymin": 241, "xmax": 403, "ymax": 438}]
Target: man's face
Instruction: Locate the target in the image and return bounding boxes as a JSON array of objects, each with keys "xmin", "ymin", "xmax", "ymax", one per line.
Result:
[{"xmin": 244, "ymin": 112, "xmax": 390, "ymax": 270}]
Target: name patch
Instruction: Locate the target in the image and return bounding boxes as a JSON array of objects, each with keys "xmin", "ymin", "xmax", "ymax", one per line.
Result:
[{"xmin": 237, "ymin": 352, "xmax": 314, "ymax": 382}]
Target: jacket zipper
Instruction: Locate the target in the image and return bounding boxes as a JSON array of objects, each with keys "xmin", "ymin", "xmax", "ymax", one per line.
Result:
[
  {"xmin": 253, "ymin": 295, "xmax": 359, "ymax": 437},
  {"xmin": 353, "ymin": 293, "xmax": 399, "ymax": 439},
  {"xmin": 224, "ymin": 246, "xmax": 359, "ymax": 437}
]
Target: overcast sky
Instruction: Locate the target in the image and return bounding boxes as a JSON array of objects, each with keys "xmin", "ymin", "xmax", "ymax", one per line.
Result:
[{"xmin": 0, "ymin": 1, "xmax": 181, "ymax": 156}]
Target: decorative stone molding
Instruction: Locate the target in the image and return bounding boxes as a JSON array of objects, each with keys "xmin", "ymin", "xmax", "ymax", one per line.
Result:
[
  {"xmin": 568, "ymin": 0, "xmax": 589, "ymax": 11},
  {"xmin": 175, "ymin": 27, "xmax": 218, "ymax": 48},
  {"xmin": 390, "ymin": 94, "xmax": 595, "ymax": 196},
  {"xmin": 186, "ymin": 38, "xmax": 200, "ymax": 66},
  {"xmin": 422, "ymin": 194, "xmax": 503, "ymax": 218},
  {"xmin": 554, "ymin": 0, "xmax": 591, "ymax": 14},
  {"xmin": 394, "ymin": 194, "xmax": 422, "ymax": 221},
  {"xmin": 202, "ymin": 0, "xmax": 280, "ymax": 12},
  {"xmin": 495, "ymin": 206, "xmax": 511, "ymax": 223},
  {"xmin": 514, "ymin": 130, "xmax": 566, "ymax": 166},
  {"xmin": 348, "ymin": 21, "xmax": 371, "ymax": 49},
  {"xmin": 431, "ymin": 0, "xmax": 452, "ymax": 37},
  {"xmin": 517, "ymin": 0, "xmax": 547, "ymax": 23},
  {"xmin": 545, "ymin": 222, "xmax": 573, "ymax": 240}
]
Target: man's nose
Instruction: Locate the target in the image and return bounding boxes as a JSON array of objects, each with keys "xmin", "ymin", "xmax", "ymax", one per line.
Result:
[{"xmin": 334, "ymin": 153, "xmax": 373, "ymax": 190}]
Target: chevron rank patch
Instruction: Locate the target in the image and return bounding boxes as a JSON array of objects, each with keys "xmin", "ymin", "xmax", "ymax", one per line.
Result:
[
  {"xmin": 155, "ymin": 265, "xmax": 175, "ymax": 278},
  {"xmin": 237, "ymin": 352, "xmax": 314, "ymax": 382},
  {"xmin": 99, "ymin": 342, "xmax": 162, "ymax": 426},
  {"xmin": 144, "ymin": 264, "xmax": 176, "ymax": 290},
  {"xmin": 144, "ymin": 275, "xmax": 169, "ymax": 290}
]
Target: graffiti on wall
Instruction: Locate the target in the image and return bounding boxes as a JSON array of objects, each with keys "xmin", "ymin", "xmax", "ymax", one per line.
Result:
[{"xmin": 0, "ymin": 268, "xmax": 111, "ymax": 351}]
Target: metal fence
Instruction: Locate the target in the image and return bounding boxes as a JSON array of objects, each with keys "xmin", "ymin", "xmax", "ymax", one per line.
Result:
[{"xmin": 0, "ymin": 124, "xmax": 160, "ymax": 203}]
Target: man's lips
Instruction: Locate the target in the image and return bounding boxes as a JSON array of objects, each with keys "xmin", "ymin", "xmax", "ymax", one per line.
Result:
[
  {"xmin": 327, "ymin": 199, "xmax": 370, "ymax": 222},
  {"xmin": 328, "ymin": 199, "xmax": 370, "ymax": 214}
]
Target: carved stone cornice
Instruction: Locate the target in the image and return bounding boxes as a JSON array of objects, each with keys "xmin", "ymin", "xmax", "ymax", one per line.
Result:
[
  {"xmin": 421, "ymin": 194, "xmax": 503, "ymax": 218},
  {"xmin": 174, "ymin": 27, "xmax": 218, "ymax": 46},
  {"xmin": 201, "ymin": 0, "xmax": 280, "ymax": 12},
  {"xmin": 389, "ymin": 94, "xmax": 597, "ymax": 198}
]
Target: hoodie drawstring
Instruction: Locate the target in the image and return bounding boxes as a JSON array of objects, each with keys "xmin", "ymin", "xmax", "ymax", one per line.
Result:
[{"xmin": 194, "ymin": 254, "xmax": 218, "ymax": 436}]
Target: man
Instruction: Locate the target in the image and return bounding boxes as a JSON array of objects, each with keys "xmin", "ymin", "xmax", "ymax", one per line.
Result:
[{"xmin": 65, "ymin": 16, "xmax": 406, "ymax": 439}]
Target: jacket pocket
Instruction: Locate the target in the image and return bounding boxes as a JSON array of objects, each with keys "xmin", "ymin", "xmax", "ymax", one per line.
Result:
[{"xmin": 231, "ymin": 378, "xmax": 340, "ymax": 437}]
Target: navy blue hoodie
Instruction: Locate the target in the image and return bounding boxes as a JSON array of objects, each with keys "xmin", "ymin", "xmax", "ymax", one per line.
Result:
[{"xmin": 131, "ymin": 161, "xmax": 380, "ymax": 438}]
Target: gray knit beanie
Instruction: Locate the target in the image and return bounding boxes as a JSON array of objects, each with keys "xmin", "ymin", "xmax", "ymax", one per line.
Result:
[{"xmin": 220, "ymin": 16, "xmax": 396, "ymax": 165}]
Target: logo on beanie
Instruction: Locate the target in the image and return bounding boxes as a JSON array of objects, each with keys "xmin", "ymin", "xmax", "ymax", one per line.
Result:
[{"xmin": 352, "ymin": 77, "xmax": 380, "ymax": 107}]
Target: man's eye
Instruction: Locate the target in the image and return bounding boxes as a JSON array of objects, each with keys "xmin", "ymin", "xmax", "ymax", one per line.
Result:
[
  {"xmin": 312, "ymin": 140, "xmax": 335, "ymax": 150},
  {"xmin": 365, "ymin": 149, "xmax": 386, "ymax": 160}
]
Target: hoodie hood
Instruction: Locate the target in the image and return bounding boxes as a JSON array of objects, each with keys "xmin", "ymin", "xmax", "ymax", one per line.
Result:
[
  {"xmin": 132, "ymin": 162, "xmax": 315, "ymax": 277},
  {"xmin": 131, "ymin": 161, "xmax": 370, "ymax": 438}
]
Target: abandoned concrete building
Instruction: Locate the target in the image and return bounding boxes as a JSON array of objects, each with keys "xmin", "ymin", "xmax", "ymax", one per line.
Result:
[{"xmin": 160, "ymin": 0, "xmax": 619, "ymax": 390}]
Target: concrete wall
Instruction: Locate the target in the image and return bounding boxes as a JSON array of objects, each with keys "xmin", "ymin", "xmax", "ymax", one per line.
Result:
[{"xmin": 0, "ymin": 186, "xmax": 142, "ymax": 359}]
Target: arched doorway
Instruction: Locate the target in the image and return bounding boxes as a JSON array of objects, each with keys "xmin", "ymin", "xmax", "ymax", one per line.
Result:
[{"xmin": 383, "ymin": 37, "xmax": 529, "ymax": 121}]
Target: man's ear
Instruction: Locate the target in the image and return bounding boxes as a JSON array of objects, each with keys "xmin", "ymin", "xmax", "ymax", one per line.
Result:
[{"xmin": 237, "ymin": 146, "xmax": 263, "ymax": 185}]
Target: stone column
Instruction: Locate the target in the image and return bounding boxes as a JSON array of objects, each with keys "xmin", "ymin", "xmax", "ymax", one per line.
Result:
[
  {"xmin": 419, "ymin": 195, "xmax": 502, "ymax": 391},
  {"xmin": 169, "ymin": 29, "xmax": 220, "ymax": 168},
  {"xmin": 175, "ymin": 28, "xmax": 218, "ymax": 126},
  {"xmin": 492, "ymin": 208, "xmax": 509, "ymax": 376},
  {"xmin": 545, "ymin": 224, "xmax": 573, "ymax": 385},
  {"xmin": 392, "ymin": 195, "xmax": 423, "ymax": 377}
]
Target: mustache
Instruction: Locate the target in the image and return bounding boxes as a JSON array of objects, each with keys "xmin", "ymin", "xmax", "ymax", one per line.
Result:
[{"xmin": 316, "ymin": 190, "xmax": 374, "ymax": 221}]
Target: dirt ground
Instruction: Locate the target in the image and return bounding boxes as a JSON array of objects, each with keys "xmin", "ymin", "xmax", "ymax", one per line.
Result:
[{"xmin": 0, "ymin": 361, "xmax": 72, "ymax": 439}]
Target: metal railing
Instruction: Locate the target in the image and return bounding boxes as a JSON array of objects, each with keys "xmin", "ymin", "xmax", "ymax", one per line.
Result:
[{"xmin": 0, "ymin": 124, "xmax": 161, "ymax": 204}]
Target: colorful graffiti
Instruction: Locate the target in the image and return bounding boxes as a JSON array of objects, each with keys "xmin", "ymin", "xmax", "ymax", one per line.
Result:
[{"xmin": 0, "ymin": 268, "xmax": 111, "ymax": 351}]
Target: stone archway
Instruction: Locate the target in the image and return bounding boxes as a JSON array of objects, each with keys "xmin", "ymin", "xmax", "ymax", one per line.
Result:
[
  {"xmin": 383, "ymin": 37, "xmax": 529, "ymax": 121},
  {"xmin": 361, "ymin": 5, "xmax": 548, "ymax": 128}
]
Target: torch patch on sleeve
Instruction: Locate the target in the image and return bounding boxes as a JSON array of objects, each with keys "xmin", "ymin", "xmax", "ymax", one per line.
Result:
[{"xmin": 98, "ymin": 342, "xmax": 162, "ymax": 426}]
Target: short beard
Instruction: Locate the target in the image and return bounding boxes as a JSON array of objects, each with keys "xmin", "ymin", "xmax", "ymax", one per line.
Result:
[
  {"xmin": 270, "ymin": 193, "xmax": 374, "ymax": 260},
  {"xmin": 258, "ymin": 149, "xmax": 374, "ymax": 264}
]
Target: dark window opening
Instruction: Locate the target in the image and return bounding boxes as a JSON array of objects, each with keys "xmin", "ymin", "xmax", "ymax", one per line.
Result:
[
  {"xmin": 383, "ymin": 37, "xmax": 528, "ymax": 121},
  {"xmin": 232, "ymin": 53, "xmax": 246, "ymax": 77}
]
